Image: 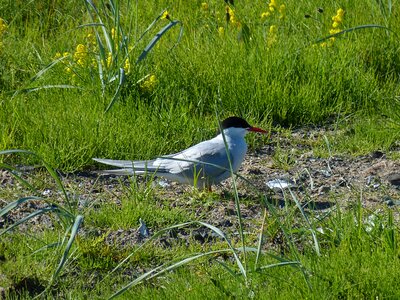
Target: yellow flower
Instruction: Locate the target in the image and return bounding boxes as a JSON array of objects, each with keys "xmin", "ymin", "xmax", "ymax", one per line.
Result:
[
  {"xmin": 269, "ymin": 0, "xmax": 278, "ymax": 12},
  {"xmin": 329, "ymin": 28, "xmax": 341, "ymax": 35},
  {"xmin": 332, "ymin": 15, "xmax": 343, "ymax": 23},
  {"xmin": 279, "ymin": 4, "xmax": 286, "ymax": 19},
  {"xmin": 267, "ymin": 25, "xmax": 278, "ymax": 47},
  {"xmin": 123, "ymin": 58, "xmax": 130, "ymax": 74},
  {"xmin": 106, "ymin": 52, "xmax": 112, "ymax": 67},
  {"xmin": 111, "ymin": 27, "xmax": 116, "ymax": 40},
  {"xmin": 226, "ymin": 6, "xmax": 234, "ymax": 23},
  {"xmin": 54, "ymin": 52, "xmax": 62, "ymax": 59},
  {"xmin": 91, "ymin": 58, "xmax": 97, "ymax": 68},
  {"xmin": 63, "ymin": 52, "xmax": 70, "ymax": 57},
  {"xmin": 201, "ymin": 2, "xmax": 209, "ymax": 11},
  {"xmin": 77, "ymin": 59, "xmax": 85, "ymax": 66},
  {"xmin": 0, "ymin": 18, "xmax": 7, "ymax": 35},
  {"xmin": 140, "ymin": 74, "xmax": 156, "ymax": 92},
  {"xmin": 269, "ymin": 25, "xmax": 278, "ymax": 34},
  {"xmin": 73, "ymin": 44, "xmax": 88, "ymax": 65},
  {"xmin": 337, "ymin": 8, "xmax": 345, "ymax": 17},
  {"xmin": 261, "ymin": 12, "xmax": 271, "ymax": 19},
  {"xmin": 86, "ymin": 33, "xmax": 96, "ymax": 46},
  {"xmin": 226, "ymin": 6, "xmax": 240, "ymax": 27},
  {"xmin": 161, "ymin": 11, "xmax": 171, "ymax": 20},
  {"xmin": 76, "ymin": 44, "xmax": 86, "ymax": 53},
  {"xmin": 218, "ymin": 26, "xmax": 224, "ymax": 36},
  {"xmin": 326, "ymin": 7, "xmax": 345, "ymax": 44}
]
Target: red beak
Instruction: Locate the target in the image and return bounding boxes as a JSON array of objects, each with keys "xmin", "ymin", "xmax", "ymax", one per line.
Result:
[{"xmin": 248, "ymin": 127, "xmax": 268, "ymax": 134}]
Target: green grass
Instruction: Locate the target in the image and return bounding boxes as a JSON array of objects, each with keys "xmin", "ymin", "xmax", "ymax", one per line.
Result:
[
  {"xmin": 0, "ymin": 0, "xmax": 399, "ymax": 169},
  {"xmin": 1, "ymin": 184, "xmax": 400, "ymax": 299},
  {"xmin": 0, "ymin": 0, "xmax": 400, "ymax": 299}
]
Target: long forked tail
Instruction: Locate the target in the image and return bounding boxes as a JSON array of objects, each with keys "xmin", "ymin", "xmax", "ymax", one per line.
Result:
[{"xmin": 93, "ymin": 158, "xmax": 158, "ymax": 175}]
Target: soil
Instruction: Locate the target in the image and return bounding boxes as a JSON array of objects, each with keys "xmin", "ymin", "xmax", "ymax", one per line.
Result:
[{"xmin": 1, "ymin": 127, "xmax": 399, "ymax": 249}]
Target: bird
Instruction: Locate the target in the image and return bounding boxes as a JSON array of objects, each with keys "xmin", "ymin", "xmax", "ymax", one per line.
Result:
[{"xmin": 93, "ymin": 116, "xmax": 267, "ymax": 189}]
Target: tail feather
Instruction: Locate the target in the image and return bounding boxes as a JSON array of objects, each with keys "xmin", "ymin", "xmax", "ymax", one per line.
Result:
[
  {"xmin": 93, "ymin": 158, "xmax": 167, "ymax": 177},
  {"xmin": 93, "ymin": 158, "xmax": 156, "ymax": 169},
  {"xmin": 96, "ymin": 168, "xmax": 136, "ymax": 176}
]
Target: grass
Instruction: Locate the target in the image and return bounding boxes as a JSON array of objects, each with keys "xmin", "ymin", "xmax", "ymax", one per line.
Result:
[{"xmin": 0, "ymin": 0, "xmax": 400, "ymax": 298}]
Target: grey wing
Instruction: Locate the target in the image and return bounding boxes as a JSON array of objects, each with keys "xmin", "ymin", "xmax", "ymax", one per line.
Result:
[{"xmin": 168, "ymin": 150, "xmax": 234, "ymax": 180}]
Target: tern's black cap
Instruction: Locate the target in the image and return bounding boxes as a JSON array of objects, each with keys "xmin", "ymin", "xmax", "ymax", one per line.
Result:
[{"xmin": 221, "ymin": 116, "xmax": 251, "ymax": 130}]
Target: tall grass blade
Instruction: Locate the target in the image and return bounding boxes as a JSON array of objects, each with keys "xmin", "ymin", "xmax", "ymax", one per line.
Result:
[
  {"xmin": 215, "ymin": 110, "xmax": 248, "ymax": 276},
  {"xmin": 18, "ymin": 85, "xmax": 81, "ymax": 94},
  {"xmin": 105, "ymin": 68, "xmax": 126, "ymax": 112},
  {"xmin": 0, "ymin": 149, "xmax": 74, "ymax": 220},
  {"xmin": 0, "ymin": 163, "xmax": 40, "ymax": 195},
  {"xmin": 0, "ymin": 206, "xmax": 58, "ymax": 236},
  {"xmin": 136, "ymin": 20, "xmax": 182, "ymax": 64},
  {"xmin": 102, "ymin": 221, "xmax": 193, "ymax": 283},
  {"xmin": 259, "ymin": 261, "xmax": 301, "ymax": 270},
  {"xmin": 255, "ymin": 208, "xmax": 267, "ymax": 270},
  {"xmin": 11, "ymin": 56, "xmax": 68, "ymax": 98},
  {"xmin": 31, "ymin": 242, "xmax": 61, "ymax": 255},
  {"xmin": 0, "ymin": 196, "xmax": 43, "ymax": 217},
  {"xmin": 109, "ymin": 249, "xmax": 231, "ymax": 300},
  {"xmin": 288, "ymin": 189, "xmax": 320, "ymax": 256},
  {"xmin": 315, "ymin": 24, "xmax": 393, "ymax": 44},
  {"xmin": 136, "ymin": 9, "xmax": 168, "ymax": 44},
  {"xmin": 52, "ymin": 214, "xmax": 84, "ymax": 281},
  {"xmin": 198, "ymin": 221, "xmax": 246, "ymax": 278}
]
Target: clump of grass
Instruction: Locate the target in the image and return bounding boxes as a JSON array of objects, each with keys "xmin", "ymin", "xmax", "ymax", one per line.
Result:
[{"xmin": 0, "ymin": 150, "xmax": 83, "ymax": 294}]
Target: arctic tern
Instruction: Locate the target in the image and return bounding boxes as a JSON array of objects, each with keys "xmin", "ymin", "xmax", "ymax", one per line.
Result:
[{"xmin": 93, "ymin": 116, "xmax": 267, "ymax": 189}]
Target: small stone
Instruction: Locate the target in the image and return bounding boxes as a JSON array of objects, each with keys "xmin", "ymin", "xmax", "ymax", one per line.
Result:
[
  {"xmin": 387, "ymin": 173, "xmax": 400, "ymax": 187},
  {"xmin": 371, "ymin": 151, "xmax": 384, "ymax": 159}
]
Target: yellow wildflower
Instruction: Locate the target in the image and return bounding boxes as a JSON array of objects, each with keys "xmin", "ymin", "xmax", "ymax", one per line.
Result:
[
  {"xmin": 91, "ymin": 58, "xmax": 97, "ymax": 68},
  {"xmin": 76, "ymin": 44, "xmax": 86, "ymax": 53},
  {"xmin": 218, "ymin": 26, "xmax": 225, "ymax": 36},
  {"xmin": 269, "ymin": 0, "xmax": 278, "ymax": 12},
  {"xmin": 226, "ymin": 6, "xmax": 233, "ymax": 23},
  {"xmin": 74, "ymin": 44, "xmax": 88, "ymax": 66},
  {"xmin": 261, "ymin": 12, "xmax": 271, "ymax": 19},
  {"xmin": 269, "ymin": 25, "xmax": 278, "ymax": 34},
  {"xmin": 279, "ymin": 4, "xmax": 286, "ymax": 19},
  {"xmin": 106, "ymin": 52, "xmax": 112, "ymax": 67},
  {"xmin": 123, "ymin": 58, "xmax": 130, "ymax": 74},
  {"xmin": 161, "ymin": 11, "xmax": 171, "ymax": 20},
  {"xmin": 201, "ymin": 2, "xmax": 209, "ymax": 11},
  {"xmin": 86, "ymin": 33, "xmax": 96, "ymax": 47},
  {"xmin": 322, "ymin": 7, "xmax": 345, "ymax": 46},
  {"xmin": 111, "ymin": 27, "xmax": 116, "ymax": 40},
  {"xmin": 329, "ymin": 28, "xmax": 341, "ymax": 35},
  {"xmin": 226, "ymin": 6, "xmax": 240, "ymax": 27},
  {"xmin": 0, "ymin": 18, "xmax": 7, "ymax": 35},
  {"xmin": 54, "ymin": 52, "xmax": 62, "ymax": 59},
  {"xmin": 63, "ymin": 52, "xmax": 70, "ymax": 57},
  {"xmin": 331, "ymin": 8, "xmax": 345, "ymax": 24},
  {"xmin": 337, "ymin": 8, "xmax": 345, "ymax": 17},
  {"xmin": 140, "ymin": 74, "xmax": 156, "ymax": 92},
  {"xmin": 267, "ymin": 25, "xmax": 278, "ymax": 47}
]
